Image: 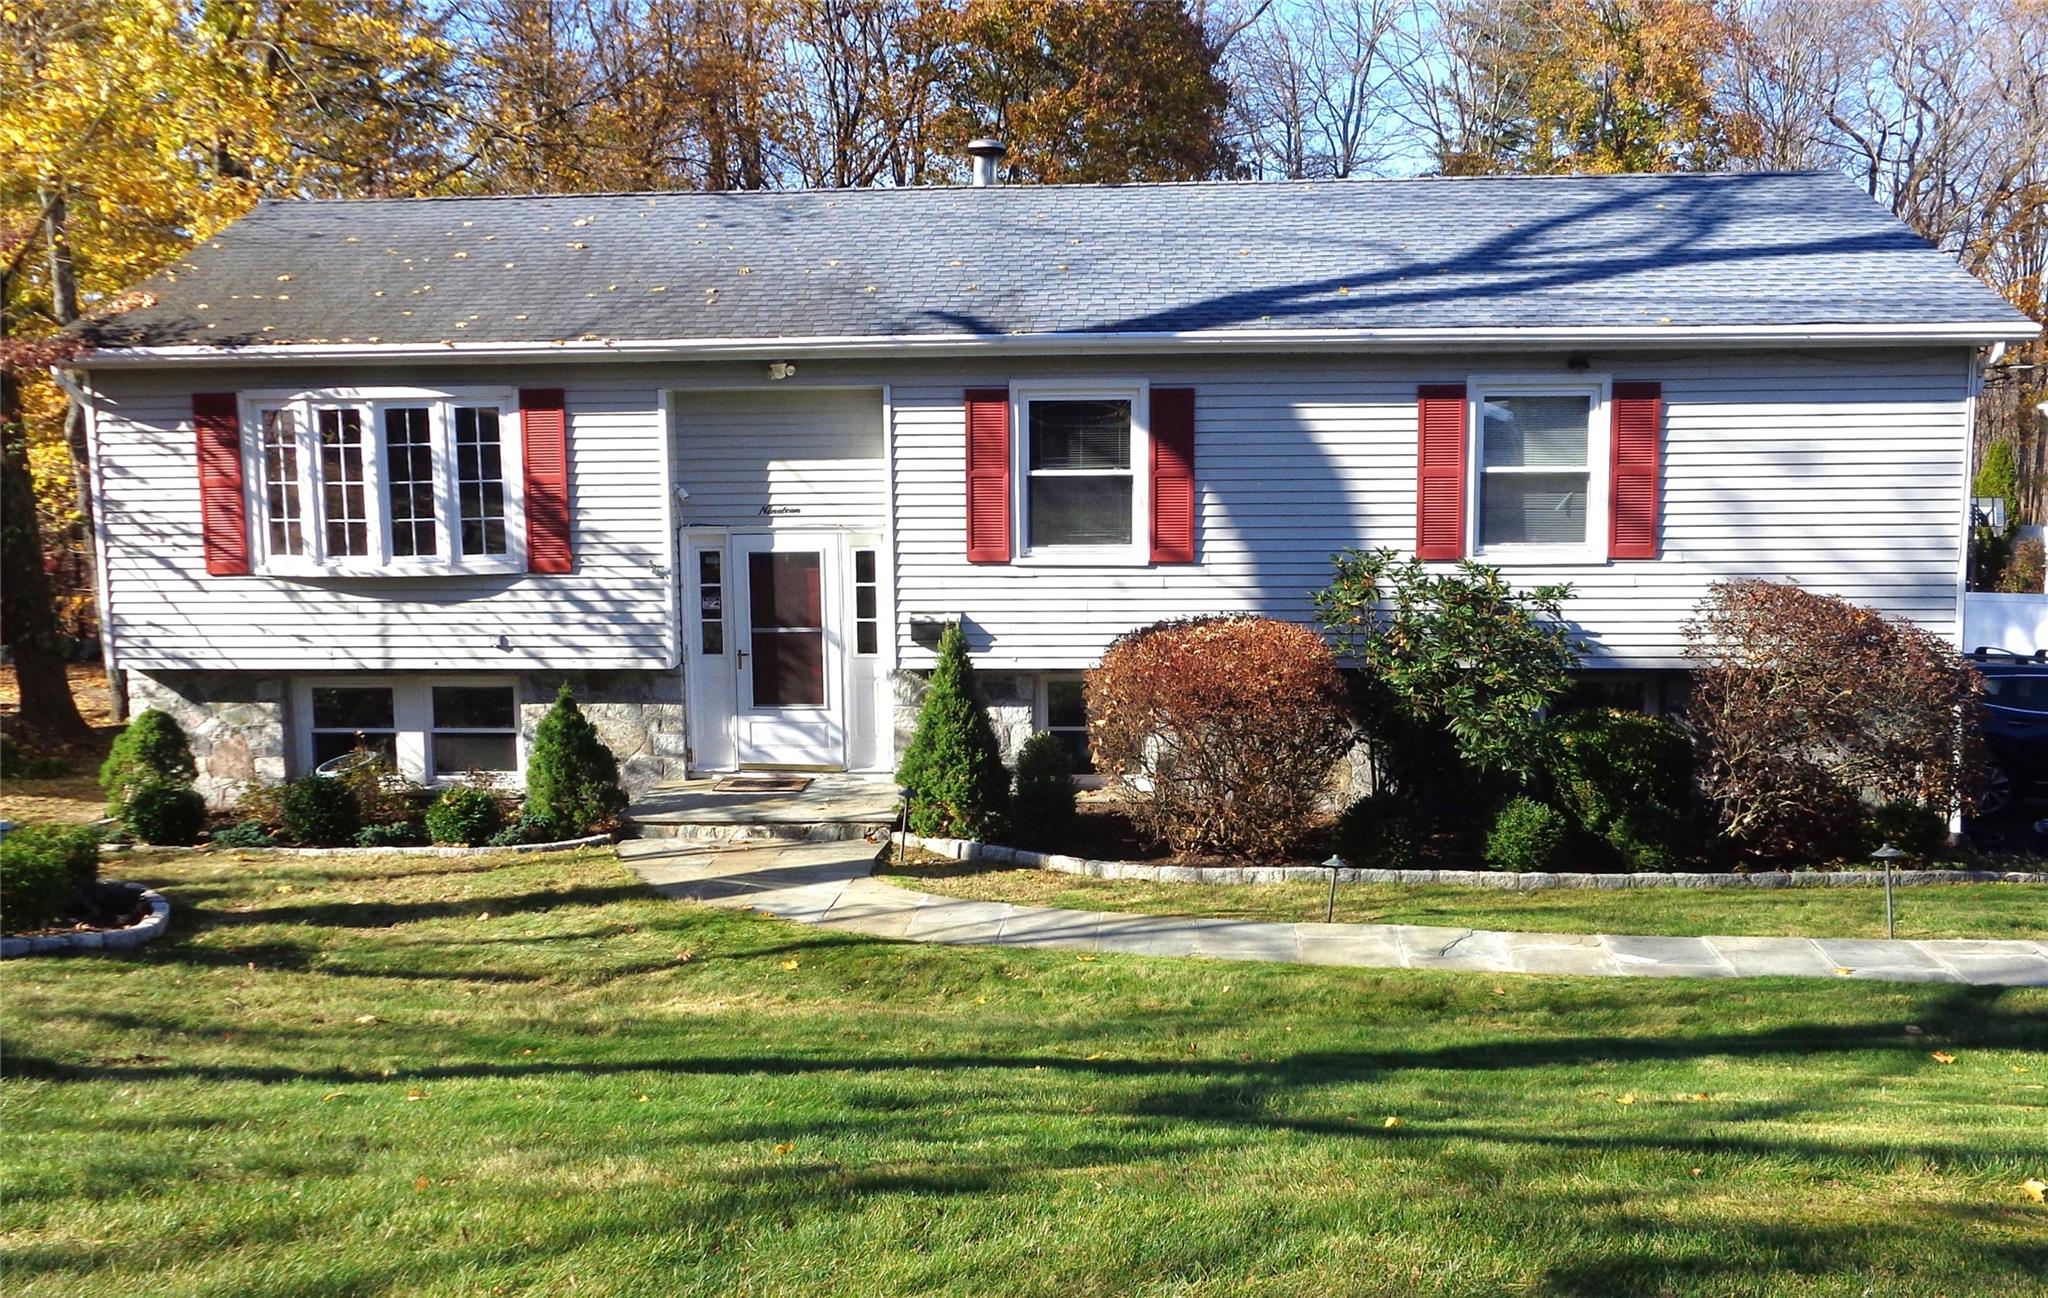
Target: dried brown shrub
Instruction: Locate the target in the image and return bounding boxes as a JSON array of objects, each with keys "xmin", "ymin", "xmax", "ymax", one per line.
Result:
[
  {"xmin": 1086, "ymin": 616, "xmax": 1351, "ymax": 859},
  {"xmin": 1684, "ymin": 580, "xmax": 1984, "ymax": 862}
]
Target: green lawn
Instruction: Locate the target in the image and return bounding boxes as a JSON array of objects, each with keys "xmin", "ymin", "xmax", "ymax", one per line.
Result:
[
  {"xmin": 881, "ymin": 856, "xmax": 2048, "ymax": 940},
  {"xmin": 3, "ymin": 848, "xmax": 2044, "ymax": 1297}
]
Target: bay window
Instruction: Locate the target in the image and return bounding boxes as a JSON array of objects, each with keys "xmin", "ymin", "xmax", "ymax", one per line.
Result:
[{"xmin": 246, "ymin": 388, "xmax": 524, "ymax": 574}]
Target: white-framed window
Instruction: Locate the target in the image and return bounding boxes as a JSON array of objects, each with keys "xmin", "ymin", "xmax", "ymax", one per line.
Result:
[
  {"xmin": 851, "ymin": 547, "xmax": 880, "ymax": 655},
  {"xmin": 1468, "ymin": 377, "xmax": 1610, "ymax": 562},
  {"xmin": 295, "ymin": 678, "xmax": 522, "ymax": 785},
  {"xmin": 1037, "ymin": 675, "xmax": 1094, "ymax": 774},
  {"xmin": 696, "ymin": 548, "xmax": 726, "ymax": 655},
  {"xmin": 244, "ymin": 387, "xmax": 525, "ymax": 575},
  {"xmin": 1013, "ymin": 381, "xmax": 1150, "ymax": 563}
]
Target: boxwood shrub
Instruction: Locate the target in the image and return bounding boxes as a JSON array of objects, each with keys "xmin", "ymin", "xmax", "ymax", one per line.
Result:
[
  {"xmin": 1485, "ymin": 797, "xmax": 1567, "ymax": 872},
  {"xmin": 1334, "ymin": 792, "xmax": 1420, "ymax": 870},
  {"xmin": 126, "ymin": 784, "xmax": 208, "ymax": 846},
  {"xmin": 1, "ymin": 825, "xmax": 102, "ymax": 931},
  {"xmin": 281, "ymin": 776, "xmax": 361, "ymax": 847},
  {"xmin": 425, "ymin": 786, "xmax": 503, "ymax": 846}
]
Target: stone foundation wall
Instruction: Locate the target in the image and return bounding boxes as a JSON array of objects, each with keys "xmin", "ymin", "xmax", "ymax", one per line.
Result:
[
  {"xmin": 127, "ymin": 671, "xmax": 289, "ymax": 806},
  {"xmin": 890, "ymin": 668, "xmax": 1036, "ymax": 765},
  {"xmin": 515, "ymin": 670, "xmax": 688, "ymax": 794},
  {"xmin": 127, "ymin": 668, "xmax": 688, "ymax": 805}
]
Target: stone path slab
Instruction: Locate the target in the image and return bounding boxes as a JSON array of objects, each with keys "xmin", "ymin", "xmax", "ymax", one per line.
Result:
[{"xmin": 618, "ymin": 840, "xmax": 2048, "ymax": 987}]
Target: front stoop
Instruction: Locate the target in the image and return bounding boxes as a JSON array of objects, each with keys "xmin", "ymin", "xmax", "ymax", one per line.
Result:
[{"xmin": 621, "ymin": 774, "xmax": 899, "ymax": 844}]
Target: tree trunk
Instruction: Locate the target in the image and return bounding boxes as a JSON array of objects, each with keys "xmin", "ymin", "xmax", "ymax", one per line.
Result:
[
  {"xmin": 44, "ymin": 191, "xmax": 100, "ymax": 642},
  {"xmin": 0, "ymin": 362, "xmax": 89, "ymax": 738}
]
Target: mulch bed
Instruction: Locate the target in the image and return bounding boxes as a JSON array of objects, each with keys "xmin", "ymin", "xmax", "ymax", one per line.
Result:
[{"xmin": 2, "ymin": 882, "xmax": 150, "ymax": 940}]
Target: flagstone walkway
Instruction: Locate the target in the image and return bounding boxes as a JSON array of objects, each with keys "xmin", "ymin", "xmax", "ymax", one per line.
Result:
[{"xmin": 618, "ymin": 838, "xmax": 2048, "ymax": 986}]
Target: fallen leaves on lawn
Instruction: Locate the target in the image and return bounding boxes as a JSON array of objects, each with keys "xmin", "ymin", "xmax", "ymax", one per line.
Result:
[
  {"xmin": 772, "ymin": 1142, "xmax": 795, "ymax": 1156},
  {"xmin": 2022, "ymin": 1178, "xmax": 2046, "ymax": 1204},
  {"xmin": 1616, "ymin": 1093, "xmax": 1637, "ymax": 1105},
  {"xmin": 1931, "ymin": 1051, "xmax": 1957, "ymax": 1065},
  {"xmin": 406, "ymin": 1088, "xmax": 426, "ymax": 1101},
  {"xmin": 414, "ymin": 1176, "xmax": 431, "ymax": 1192},
  {"xmin": 354, "ymin": 1014, "xmax": 378, "ymax": 1024},
  {"xmin": 1382, "ymin": 1116, "xmax": 1403, "ymax": 1129},
  {"xmin": 675, "ymin": 950, "xmax": 695, "ymax": 963},
  {"xmin": 780, "ymin": 959, "xmax": 799, "ymax": 971},
  {"xmin": 321, "ymin": 1091, "xmax": 344, "ymax": 1102}
]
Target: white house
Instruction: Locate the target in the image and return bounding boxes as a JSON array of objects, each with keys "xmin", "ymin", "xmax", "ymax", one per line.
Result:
[{"xmin": 74, "ymin": 168, "xmax": 2040, "ymax": 800}]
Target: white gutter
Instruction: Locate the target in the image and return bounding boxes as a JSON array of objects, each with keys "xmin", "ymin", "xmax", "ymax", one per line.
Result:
[{"xmin": 79, "ymin": 319, "xmax": 2041, "ymax": 366}]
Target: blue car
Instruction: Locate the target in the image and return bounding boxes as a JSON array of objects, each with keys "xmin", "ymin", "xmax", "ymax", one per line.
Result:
[{"xmin": 1969, "ymin": 649, "xmax": 2048, "ymax": 819}]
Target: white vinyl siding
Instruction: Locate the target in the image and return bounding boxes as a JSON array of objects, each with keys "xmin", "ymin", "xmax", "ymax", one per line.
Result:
[
  {"xmin": 888, "ymin": 348, "xmax": 1972, "ymax": 671},
  {"xmin": 671, "ymin": 388, "xmax": 885, "ymax": 528},
  {"xmin": 92, "ymin": 369, "xmax": 674, "ymax": 671}
]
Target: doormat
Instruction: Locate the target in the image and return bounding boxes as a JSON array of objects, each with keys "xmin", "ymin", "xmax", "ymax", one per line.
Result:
[{"xmin": 714, "ymin": 775, "xmax": 814, "ymax": 793}]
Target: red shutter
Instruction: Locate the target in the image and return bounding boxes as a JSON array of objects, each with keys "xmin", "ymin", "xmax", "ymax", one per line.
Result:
[
  {"xmin": 193, "ymin": 392, "xmax": 248, "ymax": 576},
  {"xmin": 1609, "ymin": 382, "xmax": 1662, "ymax": 560},
  {"xmin": 1415, "ymin": 383, "xmax": 1467, "ymax": 560},
  {"xmin": 1149, "ymin": 387, "xmax": 1197, "ymax": 564},
  {"xmin": 520, "ymin": 388, "xmax": 572, "ymax": 574},
  {"xmin": 964, "ymin": 387, "xmax": 1011, "ymax": 564}
]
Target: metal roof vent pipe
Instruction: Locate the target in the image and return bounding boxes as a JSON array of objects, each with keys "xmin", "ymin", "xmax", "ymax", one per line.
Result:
[{"xmin": 967, "ymin": 138, "xmax": 1006, "ymax": 187}]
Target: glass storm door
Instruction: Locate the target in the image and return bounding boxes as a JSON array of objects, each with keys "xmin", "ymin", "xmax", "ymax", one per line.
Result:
[{"xmin": 732, "ymin": 532, "xmax": 845, "ymax": 767}]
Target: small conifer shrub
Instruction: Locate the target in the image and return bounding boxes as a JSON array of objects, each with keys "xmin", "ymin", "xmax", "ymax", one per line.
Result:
[
  {"xmin": 99, "ymin": 709, "xmax": 197, "ymax": 818},
  {"xmin": 526, "ymin": 685, "xmax": 627, "ymax": 834},
  {"xmin": 896, "ymin": 622, "xmax": 1009, "ymax": 838},
  {"xmin": 1010, "ymin": 731, "xmax": 1076, "ymax": 851}
]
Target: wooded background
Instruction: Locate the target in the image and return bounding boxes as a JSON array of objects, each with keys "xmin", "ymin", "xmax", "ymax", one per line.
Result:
[{"xmin": 3, "ymin": 0, "xmax": 2044, "ymax": 734}]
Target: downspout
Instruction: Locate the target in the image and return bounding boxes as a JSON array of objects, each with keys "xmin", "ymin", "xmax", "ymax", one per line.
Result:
[{"xmin": 49, "ymin": 364, "xmax": 124, "ymax": 720}]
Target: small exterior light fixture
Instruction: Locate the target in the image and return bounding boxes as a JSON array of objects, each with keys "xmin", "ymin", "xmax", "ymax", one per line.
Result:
[
  {"xmin": 767, "ymin": 361, "xmax": 796, "ymax": 381},
  {"xmin": 1871, "ymin": 843, "xmax": 1907, "ymax": 938}
]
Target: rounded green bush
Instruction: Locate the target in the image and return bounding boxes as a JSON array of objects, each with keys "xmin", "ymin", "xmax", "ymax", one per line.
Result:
[
  {"xmin": 1009, "ymin": 731, "xmax": 1076, "ymax": 851},
  {"xmin": 1334, "ymin": 792, "xmax": 1419, "ymax": 870},
  {"xmin": 1, "ymin": 824, "xmax": 101, "ymax": 932},
  {"xmin": 281, "ymin": 776, "xmax": 362, "ymax": 847},
  {"xmin": 126, "ymin": 784, "xmax": 207, "ymax": 846},
  {"xmin": 100, "ymin": 708, "xmax": 197, "ymax": 818},
  {"xmin": 1484, "ymin": 796, "xmax": 1567, "ymax": 872},
  {"xmin": 425, "ymin": 786, "xmax": 503, "ymax": 846}
]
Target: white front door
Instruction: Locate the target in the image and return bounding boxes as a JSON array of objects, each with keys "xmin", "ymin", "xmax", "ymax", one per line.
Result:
[{"xmin": 731, "ymin": 531, "xmax": 846, "ymax": 768}]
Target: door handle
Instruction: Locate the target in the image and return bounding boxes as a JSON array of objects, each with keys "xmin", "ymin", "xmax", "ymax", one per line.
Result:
[{"xmin": 735, "ymin": 650, "xmax": 748, "ymax": 666}]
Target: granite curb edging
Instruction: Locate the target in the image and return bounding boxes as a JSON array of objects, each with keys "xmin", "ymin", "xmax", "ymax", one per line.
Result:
[
  {"xmin": 100, "ymin": 833, "xmax": 614, "ymax": 859},
  {"xmin": 893, "ymin": 834, "xmax": 2048, "ymax": 890},
  {"xmin": 0, "ymin": 883, "xmax": 170, "ymax": 958}
]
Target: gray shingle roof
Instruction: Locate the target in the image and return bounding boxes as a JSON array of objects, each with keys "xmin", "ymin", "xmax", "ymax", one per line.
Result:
[{"xmin": 86, "ymin": 170, "xmax": 2034, "ymax": 352}]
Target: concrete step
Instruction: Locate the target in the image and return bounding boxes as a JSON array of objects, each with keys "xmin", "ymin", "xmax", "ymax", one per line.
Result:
[{"xmin": 626, "ymin": 818, "xmax": 891, "ymax": 844}]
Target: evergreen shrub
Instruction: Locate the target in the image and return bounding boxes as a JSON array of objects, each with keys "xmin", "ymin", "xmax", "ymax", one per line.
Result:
[
  {"xmin": 126, "ymin": 784, "xmax": 207, "ymax": 846},
  {"xmin": 99, "ymin": 708, "xmax": 197, "ymax": 818},
  {"xmin": 1485, "ymin": 797, "xmax": 1567, "ymax": 872},
  {"xmin": 425, "ymin": 786, "xmax": 503, "ymax": 846},
  {"xmin": 1009, "ymin": 731, "xmax": 1076, "ymax": 851},
  {"xmin": 1334, "ymin": 792, "xmax": 1419, "ymax": 870},
  {"xmin": 355, "ymin": 821, "xmax": 428, "ymax": 848},
  {"xmin": 211, "ymin": 820, "xmax": 277, "ymax": 849},
  {"xmin": 1546, "ymin": 708, "xmax": 1693, "ymax": 871},
  {"xmin": 526, "ymin": 685, "xmax": 626, "ymax": 835},
  {"xmin": 0, "ymin": 825, "xmax": 101, "ymax": 931},
  {"xmin": 281, "ymin": 775, "xmax": 361, "ymax": 847},
  {"xmin": 896, "ymin": 622, "xmax": 1010, "ymax": 838}
]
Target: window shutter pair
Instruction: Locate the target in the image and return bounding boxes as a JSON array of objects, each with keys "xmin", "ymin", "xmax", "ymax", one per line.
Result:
[
  {"xmin": 962, "ymin": 387, "xmax": 1197, "ymax": 565},
  {"xmin": 1413, "ymin": 381, "xmax": 1662, "ymax": 561},
  {"xmin": 191, "ymin": 389, "xmax": 575, "ymax": 575}
]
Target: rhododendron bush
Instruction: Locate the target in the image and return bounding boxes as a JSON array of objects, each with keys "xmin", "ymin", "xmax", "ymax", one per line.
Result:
[
  {"xmin": 1684, "ymin": 579, "xmax": 1983, "ymax": 862},
  {"xmin": 1086, "ymin": 616, "xmax": 1350, "ymax": 859}
]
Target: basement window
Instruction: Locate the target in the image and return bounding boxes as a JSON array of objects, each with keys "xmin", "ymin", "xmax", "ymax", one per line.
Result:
[{"xmin": 296, "ymin": 678, "xmax": 520, "ymax": 784}]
